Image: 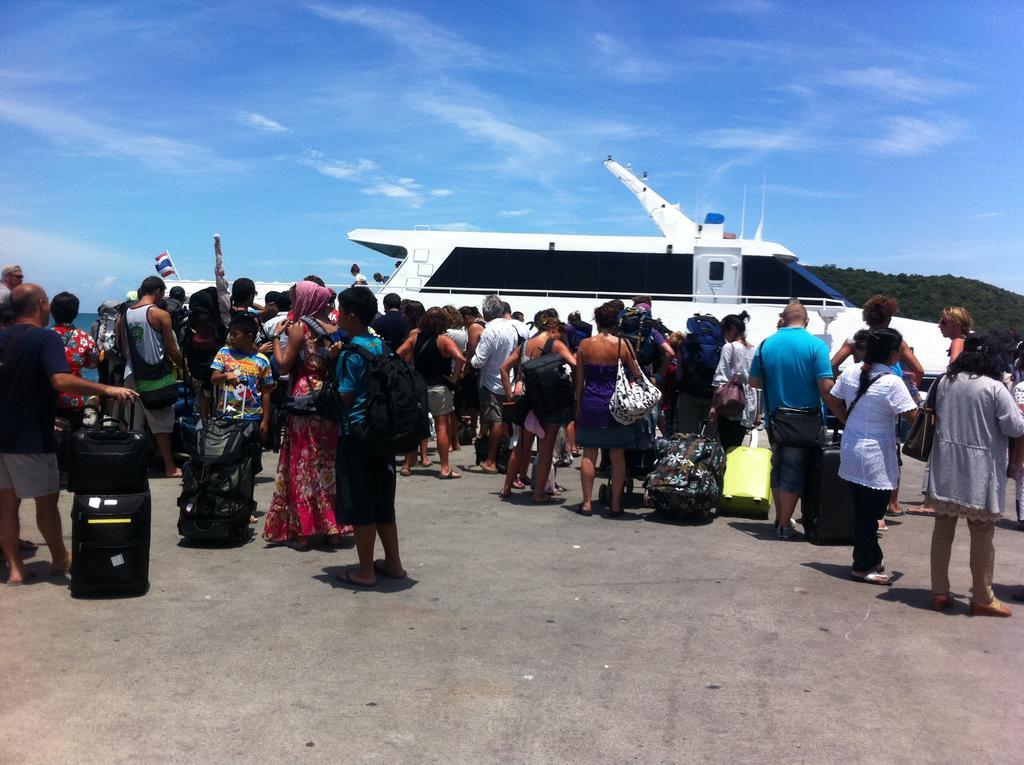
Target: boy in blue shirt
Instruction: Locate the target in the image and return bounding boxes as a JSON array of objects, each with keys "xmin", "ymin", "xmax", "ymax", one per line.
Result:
[
  {"xmin": 210, "ymin": 314, "xmax": 274, "ymax": 442},
  {"xmin": 334, "ymin": 287, "xmax": 406, "ymax": 586}
]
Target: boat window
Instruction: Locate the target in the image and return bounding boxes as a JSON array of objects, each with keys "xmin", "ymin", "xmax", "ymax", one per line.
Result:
[
  {"xmin": 599, "ymin": 252, "xmax": 646, "ymax": 293},
  {"xmin": 424, "ymin": 247, "xmax": 694, "ymax": 296},
  {"xmin": 551, "ymin": 251, "xmax": 600, "ymax": 292},
  {"xmin": 647, "ymin": 253, "xmax": 693, "ymax": 296},
  {"xmin": 708, "ymin": 261, "xmax": 725, "ymax": 282},
  {"xmin": 505, "ymin": 250, "xmax": 551, "ymax": 289}
]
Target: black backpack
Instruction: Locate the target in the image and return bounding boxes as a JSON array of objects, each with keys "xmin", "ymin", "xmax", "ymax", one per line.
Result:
[
  {"xmin": 522, "ymin": 337, "xmax": 575, "ymax": 416},
  {"xmin": 341, "ymin": 344, "xmax": 430, "ymax": 455},
  {"xmin": 184, "ymin": 287, "xmax": 226, "ymax": 364}
]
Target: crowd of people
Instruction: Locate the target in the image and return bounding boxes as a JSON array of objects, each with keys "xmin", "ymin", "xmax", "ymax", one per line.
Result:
[{"xmin": 2, "ymin": 261, "xmax": 1024, "ymax": 615}]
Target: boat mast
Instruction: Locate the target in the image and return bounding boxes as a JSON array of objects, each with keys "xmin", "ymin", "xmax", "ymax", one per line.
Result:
[{"xmin": 603, "ymin": 157, "xmax": 697, "ymax": 241}]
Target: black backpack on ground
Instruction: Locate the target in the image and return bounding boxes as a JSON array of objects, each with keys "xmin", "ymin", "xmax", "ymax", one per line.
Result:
[
  {"xmin": 177, "ymin": 418, "xmax": 262, "ymax": 543},
  {"xmin": 340, "ymin": 344, "xmax": 430, "ymax": 455},
  {"xmin": 521, "ymin": 337, "xmax": 575, "ymax": 416}
]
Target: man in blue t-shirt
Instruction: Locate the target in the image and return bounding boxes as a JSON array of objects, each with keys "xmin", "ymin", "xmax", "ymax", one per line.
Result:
[
  {"xmin": 749, "ymin": 302, "xmax": 834, "ymax": 538},
  {"xmin": 333, "ymin": 287, "xmax": 406, "ymax": 588},
  {"xmin": 0, "ymin": 284, "xmax": 137, "ymax": 584}
]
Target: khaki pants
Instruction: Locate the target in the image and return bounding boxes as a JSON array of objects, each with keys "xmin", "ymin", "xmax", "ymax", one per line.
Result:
[{"xmin": 930, "ymin": 514, "xmax": 996, "ymax": 605}]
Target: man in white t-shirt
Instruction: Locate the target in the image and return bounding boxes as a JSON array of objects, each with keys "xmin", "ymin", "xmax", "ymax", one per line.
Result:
[{"xmin": 471, "ymin": 295, "xmax": 527, "ymax": 472}]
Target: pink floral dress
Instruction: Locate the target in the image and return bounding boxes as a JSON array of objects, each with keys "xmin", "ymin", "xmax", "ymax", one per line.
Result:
[
  {"xmin": 263, "ymin": 326, "xmax": 350, "ymax": 542},
  {"xmin": 53, "ymin": 323, "xmax": 99, "ymax": 410}
]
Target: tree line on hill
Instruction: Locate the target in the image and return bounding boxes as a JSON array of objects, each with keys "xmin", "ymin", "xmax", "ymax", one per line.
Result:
[{"xmin": 805, "ymin": 265, "xmax": 1023, "ymax": 332}]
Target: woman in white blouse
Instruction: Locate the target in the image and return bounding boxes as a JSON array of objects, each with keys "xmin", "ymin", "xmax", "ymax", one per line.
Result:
[
  {"xmin": 827, "ymin": 329, "xmax": 917, "ymax": 586},
  {"xmin": 710, "ymin": 311, "xmax": 759, "ymax": 448}
]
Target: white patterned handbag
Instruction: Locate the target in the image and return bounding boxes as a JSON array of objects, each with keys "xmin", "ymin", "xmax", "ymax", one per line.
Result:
[{"xmin": 608, "ymin": 340, "xmax": 662, "ymax": 425}]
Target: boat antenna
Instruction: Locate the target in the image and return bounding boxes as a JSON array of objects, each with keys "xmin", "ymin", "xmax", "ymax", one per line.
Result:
[
  {"xmin": 739, "ymin": 186, "xmax": 747, "ymax": 240},
  {"xmin": 754, "ymin": 170, "xmax": 767, "ymax": 241}
]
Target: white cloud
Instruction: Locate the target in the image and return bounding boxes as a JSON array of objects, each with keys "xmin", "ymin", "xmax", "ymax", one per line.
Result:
[
  {"xmin": 308, "ymin": 4, "xmax": 488, "ymax": 68},
  {"xmin": 966, "ymin": 211, "xmax": 1002, "ymax": 220},
  {"xmin": 396, "ymin": 177, "xmax": 419, "ymax": 187},
  {"xmin": 363, "ymin": 182, "xmax": 422, "ymax": 207},
  {"xmin": 237, "ymin": 111, "xmax": 289, "ymax": 132},
  {"xmin": 866, "ymin": 115, "xmax": 966, "ymax": 156},
  {"xmin": 431, "ymin": 222, "xmax": 478, "ymax": 231},
  {"xmin": 0, "ymin": 223, "xmax": 136, "ymax": 307},
  {"xmin": 419, "ymin": 98, "xmax": 559, "ymax": 158},
  {"xmin": 592, "ymin": 33, "xmax": 671, "ymax": 83},
  {"xmin": 828, "ymin": 68, "xmax": 969, "ymax": 102},
  {"xmin": 299, "ymin": 150, "xmax": 378, "ymax": 179},
  {"xmin": 693, "ymin": 127, "xmax": 812, "ymax": 152},
  {"xmin": 430, "ymin": 189, "xmax": 453, "ymax": 197},
  {"xmin": 0, "ymin": 97, "xmax": 234, "ymax": 173},
  {"xmin": 498, "ymin": 209, "xmax": 532, "ymax": 217}
]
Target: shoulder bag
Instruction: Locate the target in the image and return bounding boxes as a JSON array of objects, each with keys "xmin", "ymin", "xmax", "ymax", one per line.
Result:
[
  {"xmin": 609, "ymin": 338, "xmax": 662, "ymax": 426},
  {"xmin": 758, "ymin": 340, "xmax": 825, "ymax": 448},
  {"xmin": 902, "ymin": 374, "xmax": 942, "ymax": 462},
  {"xmin": 712, "ymin": 344, "xmax": 747, "ymax": 418}
]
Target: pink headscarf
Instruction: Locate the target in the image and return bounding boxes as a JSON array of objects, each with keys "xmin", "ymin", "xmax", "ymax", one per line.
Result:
[{"xmin": 292, "ymin": 280, "xmax": 332, "ymax": 319}]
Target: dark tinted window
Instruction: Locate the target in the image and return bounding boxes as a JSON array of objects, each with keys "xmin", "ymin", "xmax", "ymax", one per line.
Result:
[
  {"xmin": 505, "ymin": 250, "xmax": 550, "ymax": 289},
  {"xmin": 708, "ymin": 261, "xmax": 725, "ymax": 281},
  {"xmin": 647, "ymin": 253, "xmax": 693, "ymax": 296},
  {"xmin": 426, "ymin": 247, "xmax": 694, "ymax": 297},
  {"xmin": 551, "ymin": 251, "xmax": 599, "ymax": 292}
]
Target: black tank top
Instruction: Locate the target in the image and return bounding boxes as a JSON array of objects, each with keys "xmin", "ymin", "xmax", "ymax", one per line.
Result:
[{"xmin": 414, "ymin": 333, "xmax": 450, "ymax": 385}]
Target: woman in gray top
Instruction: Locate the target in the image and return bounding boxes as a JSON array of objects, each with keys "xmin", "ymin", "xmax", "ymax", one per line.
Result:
[{"xmin": 926, "ymin": 334, "xmax": 1024, "ymax": 616}]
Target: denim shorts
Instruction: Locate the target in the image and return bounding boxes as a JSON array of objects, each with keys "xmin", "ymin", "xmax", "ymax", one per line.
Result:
[{"xmin": 770, "ymin": 446, "xmax": 814, "ymax": 494}]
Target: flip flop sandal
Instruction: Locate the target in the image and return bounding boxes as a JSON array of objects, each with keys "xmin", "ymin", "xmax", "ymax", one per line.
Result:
[
  {"xmin": 574, "ymin": 505, "xmax": 593, "ymax": 516},
  {"xmin": 439, "ymin": 471, "xmax": 462, "ymax": 480},
  {"xmin": 400, "ymin": 466, "xmax": 412, "ymax": 477},
  {"xmin": 851, "ymin": 572, "xmax": 893, "ymax": 586},
  {"xmin": 512, "ymin": 478, "xmax": 527, "ymax": 489}
]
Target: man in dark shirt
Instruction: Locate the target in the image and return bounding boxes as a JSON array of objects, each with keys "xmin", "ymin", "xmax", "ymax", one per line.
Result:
[
  {"xmin": 370, "ymin": 293, "xmax": 408, "ymax": 354},
  {"xmin": 0, "ymin": 284, "xmax": 136, "ymax": 584}
]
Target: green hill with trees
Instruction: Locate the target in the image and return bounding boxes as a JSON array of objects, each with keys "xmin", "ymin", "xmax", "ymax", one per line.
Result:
[{"xmin": 804, "ymin": 265, "xmax": 1023, "ymax": 332}]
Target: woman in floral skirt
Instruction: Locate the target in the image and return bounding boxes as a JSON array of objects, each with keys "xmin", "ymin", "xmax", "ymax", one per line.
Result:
[{"xmin": 263, "ymin": 280, "xmax": 349, "ymax": 549}]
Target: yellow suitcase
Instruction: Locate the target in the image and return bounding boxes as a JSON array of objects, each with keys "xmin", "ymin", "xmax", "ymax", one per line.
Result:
[{"xmin": 718, "ymin": 429, "xmax": 772, "ymax": 518}]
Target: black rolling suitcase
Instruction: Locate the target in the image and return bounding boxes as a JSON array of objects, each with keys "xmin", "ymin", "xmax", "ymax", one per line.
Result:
[
  {"xmin": 70, "ymin": 493, "xmax": 151, "ymax": 597},
  {"xmin": 801, "ymin": 436, "xmax": 855, "ymax": 545},
  {"xmin": 178, "ymin": 418, "xmax": 261, "ymax": 543}
]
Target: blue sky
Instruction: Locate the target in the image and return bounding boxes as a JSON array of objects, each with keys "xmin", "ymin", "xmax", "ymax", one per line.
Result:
[{"xmin": 2, "ymin": 1, "xmax": 1022, "ymax": 309}]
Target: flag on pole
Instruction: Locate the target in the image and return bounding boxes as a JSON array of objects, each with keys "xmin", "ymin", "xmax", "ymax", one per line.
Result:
[{"xmin": 155, "ymin": 251, "xmax": 177, "ymax": 278}]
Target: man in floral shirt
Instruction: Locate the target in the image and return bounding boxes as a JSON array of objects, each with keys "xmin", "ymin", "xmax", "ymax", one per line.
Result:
[{"xmin": 51, "ymin": 292, "xmax": 99, "ymax": 429}]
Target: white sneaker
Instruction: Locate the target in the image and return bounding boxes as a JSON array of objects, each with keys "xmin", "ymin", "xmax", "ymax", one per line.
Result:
[{"xmin": 780, "ymin": 526, "xmax": 797, "ymax": 540}]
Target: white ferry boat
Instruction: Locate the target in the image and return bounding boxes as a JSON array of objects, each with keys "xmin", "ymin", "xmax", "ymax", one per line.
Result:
[{"xmin": 177, "ymin": 158, "xmax": 951, "ymax": 374}]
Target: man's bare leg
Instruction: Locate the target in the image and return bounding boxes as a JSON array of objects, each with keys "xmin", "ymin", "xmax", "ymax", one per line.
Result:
[
  {"xmin": 347, "ymin": 524, "xmax": 377, "ymax": 585},
  {"xmin": 34, "ymin": 493, "xmax": 70, "ymax": 573},
  {"xmin": 774, "ymin": 489, "xmax": 799, "ymax": 528},
  {"xmin": 484, "ymin": 422, "xmax": 505, "ymax": 472},
  {"xmin": 0, "ymin": 489, "xmax": 26, "ymax": 582},
  {"xmin": 376, "ymin": 523, "xmax": 405, "ymax": 577}
]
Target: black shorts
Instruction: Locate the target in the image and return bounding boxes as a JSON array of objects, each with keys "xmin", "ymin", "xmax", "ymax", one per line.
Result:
[{"xmin": 335, "ymin": 435, "xmax": 397, "ymax": 526}]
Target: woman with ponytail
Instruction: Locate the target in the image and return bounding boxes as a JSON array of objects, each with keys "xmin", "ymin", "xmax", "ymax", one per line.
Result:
[
  {"xmin": 710, "ymin": 311, "xmax": 758, "ymax": 448},
  {"xmin": 826, "ymin": 328, "xmax": 918, "ymax": 586}
]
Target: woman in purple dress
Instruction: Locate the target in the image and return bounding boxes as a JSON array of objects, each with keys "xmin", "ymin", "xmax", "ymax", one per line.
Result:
[{"xmin": 574, "ymin": 302, "xmax": 644, "ymax": 517}]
